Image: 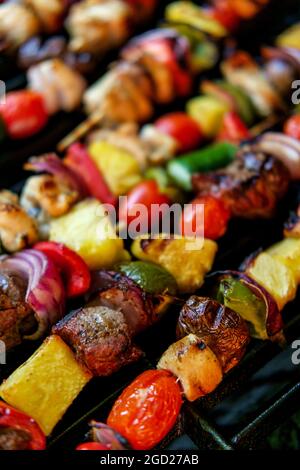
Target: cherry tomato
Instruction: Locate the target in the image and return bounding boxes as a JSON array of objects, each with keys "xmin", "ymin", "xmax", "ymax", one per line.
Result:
[
  {"xmin": 209, "ymin": 1, "xmax": 241, "ymax": 31},
  {"xmin": 118, "ymin": 180, "xmax": 170, "ymax": 229},
  {"xmin": 284, "ymin": 114, "xmax": 300, "ymax": 141},
  {"xmin": 107, "ymin": 370, "xmax": 182, "ymax": 450},
  {"xmin": 76, "ymin": 442, "xmax": 109, "ymax": 451},
  {"xmin": 217, "ymin": 111, "xmax": 250, "ymax": 144},
  {"xmin": 34, "ymin": 241, "xmax": 91, "ymax": 298},
  {"xmin": 155, "ymin": 112, "xmax": 204, "ymax": 153},
  {"xmin": 181, "ymin": 195, "xmax": 231, "ymax": 240},
  {"xmin": 0, "ymin": 90, "xmax": 48, "ymax": 139},
  {"xmin": 0, "ymin": 402, "xmax": 46, "ymax": 450}
]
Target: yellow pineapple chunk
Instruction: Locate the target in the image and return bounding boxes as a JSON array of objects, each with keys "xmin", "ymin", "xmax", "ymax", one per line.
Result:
[
  {"xmin": 131, "ymin": 236, "xmax": 217, "ymax": 294},
  {"xmin": 267, "ymin": 238, "xmax": 300, "ymax": 283},
  {"xmin": 246, "ymin": 252, "xmax": 297, "ymax": 310},
  {"xmin": 0, "ymin": 335, "xmax": 92, "ymax": 435},
  {"xmin": 50, "ymin": 199, "xmax": 129, "ymax": 270}
]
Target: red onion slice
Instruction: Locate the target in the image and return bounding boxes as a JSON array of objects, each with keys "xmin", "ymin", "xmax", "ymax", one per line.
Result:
[
  {"xmin": 0, "ymin": 249, "xmax": 65, "ymax": 340},
  {"xmin": 25, "ymin": 153, "xmax": 89, "ymax": 197}
]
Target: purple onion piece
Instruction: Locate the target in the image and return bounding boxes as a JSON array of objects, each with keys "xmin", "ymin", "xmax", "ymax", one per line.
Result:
[{"xmin": 0, "ymin": 249, "xmax": 65, "ymax": 340}]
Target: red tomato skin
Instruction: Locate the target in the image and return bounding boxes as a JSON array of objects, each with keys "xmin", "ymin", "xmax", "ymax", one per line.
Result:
[
  {"xmin": 181, "ymin": 195, "xmax": 231, "ymax": 240},
  {"xmin": 34, "ymin": 241, "xmax": 91, "ymax": 298},
  {"xmin": 76, "ymin": 442, "xmax": 109, "ymax": 451},
  {"xmin": 0, "ymin": 401, "xmax": 46, "ymax": 450},
  {"xmin": 107, "ymin": 370, "xmax": 182, "ymax": 450},
  {"xmin": 0, "ymin": 91, "xmax": 48, "ymax": 139},
  {"xmin": 208, "ymin": 1, "xmax": 241, "ymax": 31},
  {"xmin": 155, "ymin": 112, "xmax": 204, "ymax": 153},
  {"xmin": 217, "ymin": 111, "xmax": 250, "ymax": 144},
  {"xmin": 119, "ymin": 180, "xmax": 170, "ymax": 227},
  {"xmin": 284, "ymin": 114, "xmax": 300, "ymax": 140}
]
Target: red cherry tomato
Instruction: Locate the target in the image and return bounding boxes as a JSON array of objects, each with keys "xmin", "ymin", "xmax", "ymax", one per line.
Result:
[
  {"xmin": 0, "ymin": 401, "xmax": 46, "ymax": 450},
  {"xmin": 155, "ymin": 112, "xmax": 204, "ymax": 153},
  {"xmin": 284, "ymin": 114, "xmax": 300, "ymax": 141},
  {"xmin": 181, "ymin": 195, "xmax": 231, "ymax": 240},
  {"xmin": 208, "ymin": 1, "xmax": 241, "ymax": 31},
  {"xmin": 217, "ymin": 111, "xmax": 250, "ymax": 144},
  {"xmin": 118, "ymin": 180, "xmax": 170, "ymax": 229},
  {"xmin": 34, "ymin": 241, "xmax": 91, "ymax": 298},
  {"xmin": 76, "ymin": 442, "xmax": 109, "ymax": 451},
  {"xmin": 107, "ymin": 370, "xmax": 182, "ymax": 450},
  {"xmin": 0, "ymin": 90, "xmax": 48, "ymax": 139}
]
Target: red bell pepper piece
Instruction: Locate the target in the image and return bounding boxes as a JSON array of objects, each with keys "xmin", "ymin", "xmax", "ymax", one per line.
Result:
[
  {"xmin": 65, "ymin": 143, "xmax": 117, "ymax": 206},
  {"xmin": 34, "ymin": 241, "xmax": 91, "ymax": 298},
  {"xmin": 0, "ymin": 401, "xmax": 46, "ymax": 450},
  {"xmin": 217, "ymin": 111, "xmax": 251, "ymax": 144}
]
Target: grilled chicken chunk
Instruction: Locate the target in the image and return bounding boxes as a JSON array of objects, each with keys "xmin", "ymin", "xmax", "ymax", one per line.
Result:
[
  {"xmin": 177, "ymin": 296, "xmax": 250, "ymax": 373},
  {"xmin": 193, "ymin": 148, "xmax": 290, "ymax": 218},
  {"xmin": 0, "ymin": 271, "xmax": 36, "ymax": 351},
  {"xmin": 0, "ymin": 3, "xmax": 40, "ymax": 50},
  {"xmin": 0, "ymin": 191, "xmax": 38, "ymax": 253},
  {"xmin": 27, "ymin": 59, "xmax": 86, "ymax": 115},
  {"xmin": 67, "ymin": 0, "xmax": 131, "ymax": 54},
  {"xmin": 24, "ymin": 0, "xmax": 67, "ymax": 33},
  {"xmin": 53, "ymin": 306, "xmax": 143, "ymax": 376}
]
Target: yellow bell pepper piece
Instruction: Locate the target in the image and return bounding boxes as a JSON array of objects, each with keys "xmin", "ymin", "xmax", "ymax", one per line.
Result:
[
  {"xmin": 186, "ymin": 95, "xmax": 229, "ymax": 138},
  {"xmin": 89, "ymin": 141, "xmax": 142, "ymax": 195},
  {"xmin": 166, "ymin": 2, "xmax": 228, "ymax": 38},
  {"xmin": 131, "ymin": 235, "xmax": 217, "ymax": 294},
  {"xmin": 276, "ymin": 23, "xmax": 300, "ymax": 51},
  {"xmin": 50, "ymin": 199, "xmax": 130, "ymax": 270},
  {"xmin": 267, "ymin": 238, "xmax": 300, "ymax": 284},
  {"xmin": 0, "ymin": 335, "xmax": 92, "ymax": 435},
  {"xmin": 246, "ymin": 252, "xmax": 297, "ymax": 311}
]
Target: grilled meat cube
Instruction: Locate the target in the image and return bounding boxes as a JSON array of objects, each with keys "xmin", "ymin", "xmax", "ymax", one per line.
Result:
[
  {"xmin": 192, "ymin": 148, "xmax": 290, "ymax": 218},
  {"xmin": 0, "ymin": 3, "xmax": 40, "ymax": 50},
  {"xmin": 177, "ymin": 296, "xmax": 250, "ymax": 373},
  {"xmin": 24, "ymin": 0, "xmax": 67, "ymax": 33},
  {"xmin": 88, "ymin": 271, "xmax": 158, "ymax": 335},
  {"xmin": 0, "ymin": 271, "xmax": 36, "ymax": 350},
  {"xmin": 0, "ymin": 427, "xmax": 31, "ymax": 450},
  {"xmin": 53, "ymin": 306, "xmax": 143, "ymax": 377}
]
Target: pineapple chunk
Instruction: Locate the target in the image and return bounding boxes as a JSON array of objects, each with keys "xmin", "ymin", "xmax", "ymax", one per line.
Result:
[
  {"xmin": 158, "ymin": 334, "xmax": 223, "ymax": 401},
  {"xmin": 50, "ymin": 199, "xmax": 129, "ymax": 270},
  {"xmin": 246, "ymin": 252, "xmax": 297, "ymax": 311},
  {"xmin": 0, "ymin": 335, "xmax": 92, "ymax": 435},
  {"xmin": 89, "ymin": 141, "xmax": 142, "ymax": 195},
  {"xmin": 267, "ymin": 238, "xmax": 300, "ymax": 283},
  {"xmin": 131, "ymin": 236, "xmax": 217, "ymax": 293}
]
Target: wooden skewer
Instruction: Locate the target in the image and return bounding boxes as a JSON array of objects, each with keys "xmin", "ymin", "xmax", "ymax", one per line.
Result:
[
  {"xmin": 57, "ymin": 110, "xmax": 104, "ymax": 153},
  {"xmin": 250, "ymin": 114, "xmax": 284, "ymax": 137}
]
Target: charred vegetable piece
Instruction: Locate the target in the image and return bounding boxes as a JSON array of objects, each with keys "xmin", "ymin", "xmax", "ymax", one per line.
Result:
[
  {"xmin": 0, "ymin": 335, "xmax": 92, "ymax": 435},
  {"xmin": 50, "ymin": 199, "xmax": 129, "ymax": 270},
  {"xmin": 158, "ymin": 334, "xmax": 222, "ymax": 401},
  {"xmin": 215, "ymin": 273, "xmax": 282, "ymax": 340},
  {"xmin": 246, "ymin": 253, "xmax": 297, "ymax": 311},
  {"xmin": 167, "ymin": 142, "xmax": 237, "ymax": 191},
  {"xmin": 131, "ymin": 236, "xmax": 217, "ymax": 294},
  {"xmin": 177, "ymin": 296, "xmax": 249, "ymax": 372},
  {"xmin": 0, "ymin": 402, "xmax": 45, "ymax": 450},
  {"xmin": 115, "ymin": 261, "xmax": 178, "ymax": 295},
  {"xmin": 107, "ymin": 369, "xmax": 182, "ymax": 450}
]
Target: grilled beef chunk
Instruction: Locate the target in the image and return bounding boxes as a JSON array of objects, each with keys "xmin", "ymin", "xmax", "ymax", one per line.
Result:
[
  {"xmin": 177, "ymin": 296, "xmax": 250, "ymax": 373},
  {"xmin": 53, "ymin": 306, "xmax": 143, "ymax": 376},
  {"xmin": 192, "ymin": 149, "xmax": 290, "ymax": 218},
  {"xmin": 89, "ymin": 271, "xmax": 158, "ymax": 334},
  {"xmin": 0, "ymin": 271, "xmax": 36, "ymax": 350},
  {"xmin": 0, "ymin": 427, "xmax": 31, "ymax": 450}
]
